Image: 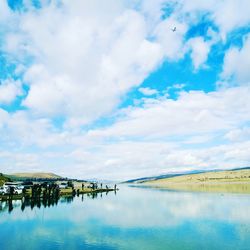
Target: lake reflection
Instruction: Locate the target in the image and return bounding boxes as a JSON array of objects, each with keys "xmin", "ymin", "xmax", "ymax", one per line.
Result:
[
  {"xmin": 0, "ymin": 191, "xmax": 105, "ymax": 214},
  {"xmin": 0, "ymin": 186, "xmax": 250, "ymax": 250}
]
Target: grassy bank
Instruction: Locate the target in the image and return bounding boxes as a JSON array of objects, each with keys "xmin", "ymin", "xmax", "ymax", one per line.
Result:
[
  {"xmin": 0, "ymin": 174, "xmax": 10, "ymax": 186},
  {"xmin": 142, "ymin": 169, "xmax": 250, "ymax": 194}
]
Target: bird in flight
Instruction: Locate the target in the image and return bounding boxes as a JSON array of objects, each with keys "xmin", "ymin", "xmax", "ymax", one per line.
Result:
[{"xmin": 172, "ymin": 27, "xmax": 176, "ymax": 32}]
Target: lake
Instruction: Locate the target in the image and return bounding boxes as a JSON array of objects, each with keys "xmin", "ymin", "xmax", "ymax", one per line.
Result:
[{"xmin": 1, "ymin": 185, "xmax": 250, "ymax": 250}]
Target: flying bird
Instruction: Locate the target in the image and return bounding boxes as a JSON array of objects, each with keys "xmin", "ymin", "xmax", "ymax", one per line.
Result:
[{"xmin": 172, "ymin": 27, "xmax": 176, "ymax": 32}]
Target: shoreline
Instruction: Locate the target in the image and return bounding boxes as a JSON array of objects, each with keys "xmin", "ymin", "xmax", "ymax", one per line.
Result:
[
  {"xmin": 0, "ymin": 188, "xmax": 116, "ymax": 201},
  {"xmin": 141, "ymin": 182, "xmax": 250, "ymax": 194}
]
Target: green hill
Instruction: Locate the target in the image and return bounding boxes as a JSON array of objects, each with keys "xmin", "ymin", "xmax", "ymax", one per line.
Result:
[
  {"xmin": 0, "ymin": 173, "xmax": 11, "ymax": 186},
  {"xmin": 6, "ymin": 172, "xmax": 62, "ymax": 181}
]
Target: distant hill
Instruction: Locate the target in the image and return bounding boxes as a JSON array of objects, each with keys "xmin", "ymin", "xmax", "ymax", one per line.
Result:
[
  {"xmin": 6, "ymin": 172, "xmax": 62, "ymax": 181},
  {"xmin": 125, "ymin": 170, "xmax": 208, "ymax": 184},
  {"xmin": 232, "ymin": 166, "xmax": 250, "ymax": 171},
  {"xmin": 133, "ymin": 168, "xmax": 250, "ymax": 194},
  {"xmin": 125, "ymin": 167, "xmax": 250, "ymax": 184}
]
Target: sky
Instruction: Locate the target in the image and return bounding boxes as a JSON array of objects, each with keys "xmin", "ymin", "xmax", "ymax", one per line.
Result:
[{"xmin": 0, "ymin": 0, "xmax": 250, "ymax": 181}]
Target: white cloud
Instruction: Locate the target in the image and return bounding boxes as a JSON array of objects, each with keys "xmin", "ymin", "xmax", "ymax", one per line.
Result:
[
  {"xmin": 3, "ymin": 0, "xmax": 248, "ymax": 125},
  {"xmin": 0, "ymin": 108, "xmax": 9, "ymax": 129},
  {"xmin": 188, "ymin": 37, "xmax": 210, "ymax": 70},
  {"xmin": 222, "ymin": 35, "xmax": 250, "ymax": 84},
  {"xmin": 172, "ymin": 83, "xmax": 185, "ymax": 89},
  {"xmin": 91, "ymin": 85, "xmax": 250, "ymax": 139},
  {"xmin": 0, "ymin": 0, "xmax": 250, "ymax": 180},
  {"xmin": 0, "ymin": 110, "xmax": 67, "ymax": 148},
  {"xmin": 224, "ymin": 127, "xmax": 250, "ymax": 142},
  {"xmin": 139, "ymin": 87, "xmax": 158, "ymax": 96},
  {"xmin": 180, "ymin": 0, "xmax": 250, "ymax": 38},
  {"xmin": 0, "ymin": 79, "xmax": 23, "ymax": 104},
  {"xmin": 0, "ymin": 85, "xmax": 249, "ymax": 180},
  {"xmin": 154, "ymin": 16, "xmax": 188, "ymax": 60},
  {"xmin": 59, "ymin": 85, "xmax": 250, "ymax": 180},
  {"xmin": 212, "ymin": 0, "xmax": 250, "ymax": 39},
  {"xmin": 0, "ymin": 0, "xmax": 11, "ymax": 22},
  {"xmin": 62, "ymin": 138, "xmax": 250, "ymax": 181},
  {"xmin": 182, "ymin": 134, "xmax": 213, "ymax": 145},
  {"xmin": 2, "ymin": 2, "xmax": 162, "ymax": 125}
]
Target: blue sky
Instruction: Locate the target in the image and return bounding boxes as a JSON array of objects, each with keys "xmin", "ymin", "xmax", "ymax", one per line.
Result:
[{"xmin": 0, "ymin": 0, "xmax": 250, "ymax": 180}]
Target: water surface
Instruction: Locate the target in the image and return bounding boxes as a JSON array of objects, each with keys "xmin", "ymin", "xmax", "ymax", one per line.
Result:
[{"xmin": 0, "ymin": 186, "xmax": 250, "ymax": 250}]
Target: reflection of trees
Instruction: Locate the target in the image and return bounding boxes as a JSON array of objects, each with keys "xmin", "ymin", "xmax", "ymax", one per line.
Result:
[
  {"xmin": 8, "ymin": 199, "xmax": 13, "ymax": 213},
  {"xmin": 0, "ymin": 200, "xmax": 22, "ymax": 213},
  {"xmin": 0, "ymin": 188, "xmax": 114, "ymax": 214},
  {"xmin": 60, "ymin": 196, "xmax": 74, "ymax": 204},
  {"xmin": 21, "ymin": 200, "xmax": 25, "ymax": 211},
  {"xmin": 9, "ymin": 186, "xmax": 14, "ymax": 201},
  {"xmin": 86, "ymin": 192, "xmax": 98, "ymax": 199},
  {"xmin": 25, "ymin": 195, "xmax": 60, "ymax": 211}
]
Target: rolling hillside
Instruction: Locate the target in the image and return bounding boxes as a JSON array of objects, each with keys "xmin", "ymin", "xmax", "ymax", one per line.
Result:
[
  {"xmin": 125, "ymin": 170, "xmax": 207, "ymax": 184},
  {"xmin": 6, "ymin": 172, "xmax": 62, "ymax": 180},
  {"xmin": 141, "ymin": 169, "xmax": 250, "ymax": 194}
]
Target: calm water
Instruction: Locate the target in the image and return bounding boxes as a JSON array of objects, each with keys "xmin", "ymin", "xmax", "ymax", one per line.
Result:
[{"xmin": 1, "ymin": 186, "xmax": 250, "ymax": 250}]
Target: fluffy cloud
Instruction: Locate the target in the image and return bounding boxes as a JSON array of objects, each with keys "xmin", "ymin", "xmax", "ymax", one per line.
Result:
[
  {"xmin": 222, "ymin": 35, "xmax": 250, "ymax": 84},
  {"xmin": 0, "ymin": 110, "xmax": 67, "ymax": 148},
  {"xmin": 2, "ymin": 1, "xmax": 165, "ymax": 126},
  {"xmin": 60, "ymin": 85, "xmax": 250, "ymax": 180},
  {"xmin": 2, "ymin": 0, "xmax": 248, "ymax": 124},
  {"xmin": 139, "ymin": 87, "xmax": 158, "ymax": 96},
  {"xmin": 224, "ymin": 127, "xmax": 250, "ymax": 142},
  {"xmin": 212, "ymin": 0, "xmax": 250, "ymax": 39},
  {"xmin": 0, "ymin": 0, "xmax": 11, "ymax": 22},
  {"xmin": 1, "ymin": 0, "xmax": 203, "ymax": 125},
  {"xmin": 188, "ymin": 37, "xmax": 211, "ymax": 70},
  {"xmin": 0, "ymin": 79, "xmax": 23, "ymax": 104},
  {"xmin": 180, "ymin": 0, "xmax": 250, "ymax": 37},
  {"xmin": 91, "ymin": 85, "xmax": 250, "ymax": 139},
  {"xmin": 154, "ymin": 16, "xmax": 188, "ymax": 60},
  {"xmin": 63, "ymin": 139, "xmax": 250, "ymax": 180},
  {"xmin": 0, "ymin": 84, "xmax": 249, "ymax": 180},
  {"xmin": 0, "ymin": 0, "xmax": 250, "ymax": 180},
  {"xmin": 0, "ymin": 108, "xmax": 8, "ymax": 129}
]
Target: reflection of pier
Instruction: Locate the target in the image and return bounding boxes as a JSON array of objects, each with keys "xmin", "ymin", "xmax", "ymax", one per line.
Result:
[
  {"xmin": 0, "ymin": 187, "xmax": 117, "ymax": 201},
  {"xmin": 0, "ymin": 188, "xmax": 117, "ymax": 214}
]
